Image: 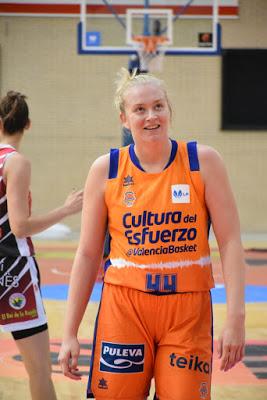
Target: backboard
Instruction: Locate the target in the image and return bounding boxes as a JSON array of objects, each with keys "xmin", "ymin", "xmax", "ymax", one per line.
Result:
[{"xmin": 77, "ymin": 0, "xmax": 239, "ymax": 56}]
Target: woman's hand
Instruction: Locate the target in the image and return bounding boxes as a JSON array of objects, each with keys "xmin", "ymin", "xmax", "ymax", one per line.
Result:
[
  {"xmin": 63, "ymin": 189, "xmax": 83, "ymax": 216},
  {"xmin": 58, "ymin": 336, "xmax": 82, "ymax": 380},
  {"xmin": 217, "ymin": 316, "xmax": 245, "ymax": 371}
]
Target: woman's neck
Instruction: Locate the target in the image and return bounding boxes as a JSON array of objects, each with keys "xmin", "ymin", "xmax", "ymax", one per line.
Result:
[
  {"xmin": 134, "ymin": 138, "xmax": 172, "ymax": 173},
  {"xmin": 0, "ymin": 133, "xmax": 23, "ymax": 150}
]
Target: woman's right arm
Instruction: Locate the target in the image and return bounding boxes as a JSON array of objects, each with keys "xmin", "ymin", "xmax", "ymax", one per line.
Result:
[
  {"xmin": 58, "ymin": 154, "xmax": 109, "ymax": 380},
  {"xmin": 5, "ymin": 153, "xmax": 83, "ymax": 238}
]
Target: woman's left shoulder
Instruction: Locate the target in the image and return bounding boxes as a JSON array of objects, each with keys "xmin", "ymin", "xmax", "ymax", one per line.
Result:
[
  {"xmin": 196, "ymin": 144, "xmax": 229, "ymax": 184},
  {"xmin": 197, "ymin": 143, "xmax": 225, "ymax": 167}
]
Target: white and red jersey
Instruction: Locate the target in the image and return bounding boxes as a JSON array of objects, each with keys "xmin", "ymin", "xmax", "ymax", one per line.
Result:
[{"xmin": 0, "ymin": 145, "xmax": 34, "ymax": 257}]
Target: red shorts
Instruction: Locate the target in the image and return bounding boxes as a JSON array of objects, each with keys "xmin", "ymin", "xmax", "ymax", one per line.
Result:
[
  {"xmin": 87, "ymin": 284, "xmax": 213, "ymax": 400},
  {"xmin": 0, "ymin": 256, "xmax": 47, "ymax": 333}
]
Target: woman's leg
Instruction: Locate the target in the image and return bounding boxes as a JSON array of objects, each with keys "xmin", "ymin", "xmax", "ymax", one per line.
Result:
[
  {"xmin": 88, "ymin": 284, "xmax": 154, "ymax": 399},
  {"xmin": 15, "ymin": 329, "xmax": 57, "ymax": 400},
  {"xmin": 154, "ymin": 292, "xmax": 213, "ymax": 400}
]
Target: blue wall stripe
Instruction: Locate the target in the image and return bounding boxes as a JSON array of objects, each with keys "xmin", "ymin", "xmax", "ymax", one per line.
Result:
[{"xmin": 42, "ymin": 284, "xmax": 267, "ymax": 303}]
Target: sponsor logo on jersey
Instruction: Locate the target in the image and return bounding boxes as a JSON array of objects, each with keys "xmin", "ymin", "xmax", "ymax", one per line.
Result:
[
  {"xmin": 123, "ymin": 175, "xmax": 134, "ymax": 186},
  {"xmin": 9, "ymin": 293, "xmax": 26, "ymax": 310},
  {"xmin": 123, "ymin": 191, "xmax": 136, "ymax": 207},
  {"xmin": 171, "ymin": 184, "xmax": 190, "ymax": 203},
  {"xmin": 100, "ymin": 342, "xmax": 144, "ymax": 373},
  {"xmin": 199, "ymin": 382, "xmax": 209, "ymax": 399},
  {"xmin": 0, "ymin": 273, "xmax": 19, "ymax": 288},
  {"xmin": 169, "ymin": 353, "xmax": 210, "ymax": 374},
  {"xmin": 123, "ymin": 210, "xmax": 198, "ymax": 246},
  {"xmin": 126, "ymin": 243, "xmax": 197, "ymax": 257}
]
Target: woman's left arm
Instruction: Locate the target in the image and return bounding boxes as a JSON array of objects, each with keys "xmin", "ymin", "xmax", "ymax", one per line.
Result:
[{"xmin": 198, "ymin": 144, "xmax": 246, "ymax": 372}]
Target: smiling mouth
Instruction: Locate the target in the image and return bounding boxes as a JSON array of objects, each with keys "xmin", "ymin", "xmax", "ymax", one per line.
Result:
[{"xmin": 144, "ymin": 125, "xmax": 160, "ymax": 130}]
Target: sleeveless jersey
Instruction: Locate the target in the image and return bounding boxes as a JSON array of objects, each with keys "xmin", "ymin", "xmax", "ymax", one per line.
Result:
[
  {"xmin": 0, "ymin": 145, "xmax": 34, "ymax": 257},
  {"xmin": 104, "ymin": 140, "xmax": 214, "ymax": 293}
]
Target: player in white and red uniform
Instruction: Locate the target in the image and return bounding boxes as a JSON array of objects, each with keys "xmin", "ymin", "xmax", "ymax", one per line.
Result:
[
  {"xmin": 0, "ymin": 145, "xmax": 47, "ymax": 336},
  {"xmin": 0, "ymin": 91, "xmax": 83, "ymax": 400}
]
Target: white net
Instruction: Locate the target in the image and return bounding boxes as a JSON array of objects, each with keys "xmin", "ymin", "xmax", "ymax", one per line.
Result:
[
  {"xmin": 133, "ymin": 36, "xmax": 168, "ymax": 73},
  {"xmin": 136, "ymin": 46, "xmax": 166, "ymax": 73}
]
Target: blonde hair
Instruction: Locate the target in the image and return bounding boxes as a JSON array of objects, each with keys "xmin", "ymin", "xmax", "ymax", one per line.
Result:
[{"xmin": 114, "ymin": 67, "xmax": 172, "ymax": 115}]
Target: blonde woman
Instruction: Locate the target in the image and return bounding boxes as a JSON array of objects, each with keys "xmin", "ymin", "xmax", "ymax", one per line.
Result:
[{"xmin": 59, "ymin": 69, "xmax": 245, "ymax": 400}]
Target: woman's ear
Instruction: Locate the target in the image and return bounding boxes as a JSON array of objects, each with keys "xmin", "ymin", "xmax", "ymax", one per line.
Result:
[
  {"xmin": 120, "ymin": 112, "xmax": 129, "ymax": 129},
  {"xmin": 25, "ymin": 119, "xmax": 31, "ymax": 130}
]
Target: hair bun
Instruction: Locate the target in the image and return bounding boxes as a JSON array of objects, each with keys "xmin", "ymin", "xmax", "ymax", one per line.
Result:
[
  {"xmin": 0, "ymin": 90, "xmax": 29, "ymax": 135},
  {"xmin": 7, "ymin": 91, "xmax": 24, "ymax": 101}
]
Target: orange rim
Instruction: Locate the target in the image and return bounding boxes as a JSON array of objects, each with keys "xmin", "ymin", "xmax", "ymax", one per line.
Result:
[{"xmin": 132, "ymin": 35, "xmax": 168, "ymax": 53}]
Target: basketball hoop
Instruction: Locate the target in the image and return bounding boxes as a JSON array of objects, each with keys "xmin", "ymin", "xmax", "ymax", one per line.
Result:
[{"xmin": 132, "ymin": 35, "xmax": 169, "ymax": 73}]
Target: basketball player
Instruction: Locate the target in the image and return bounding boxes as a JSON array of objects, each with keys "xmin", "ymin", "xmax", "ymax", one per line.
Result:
[
  {"xmin": 59, "ymin": 69, "xmax": 245, "ymax": 400},
  {"xmin": 0, "ymin": 91, "xmax": 83, "ymax": 400}
]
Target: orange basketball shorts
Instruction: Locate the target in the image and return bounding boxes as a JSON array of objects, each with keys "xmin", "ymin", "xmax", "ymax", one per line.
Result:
[{"xmin": 87, "ymin": 283, "xmax": 213, "ymax": 400}]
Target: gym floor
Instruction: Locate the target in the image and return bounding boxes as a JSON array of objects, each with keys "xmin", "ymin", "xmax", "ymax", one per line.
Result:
[{"xmin": 0, "ymin": 238, "xmax": 267, "ymax": 399}]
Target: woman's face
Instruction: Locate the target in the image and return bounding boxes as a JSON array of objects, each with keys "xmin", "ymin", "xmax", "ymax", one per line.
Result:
[{"xmin": 120, "ymin": 83, "xmax": 171, "ymax": 144}]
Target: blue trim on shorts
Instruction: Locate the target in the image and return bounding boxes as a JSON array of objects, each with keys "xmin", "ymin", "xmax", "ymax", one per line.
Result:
[
  {"xmin": 87, "ymin": 283, "xmax": 106, "ymax": 398},
  {"xmin": 187, "ymin": 141, "xmax": 200, "ymax": 171},
  {"xmin": 109, "ymin": 148, "xmax": 119, "ymax": 179},
  {"xmin": 209, "ymin": 290, "xmax": 214, "ymax": 373}
]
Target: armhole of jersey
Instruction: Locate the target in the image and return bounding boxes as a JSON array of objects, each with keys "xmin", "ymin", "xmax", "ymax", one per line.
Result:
[
  {"xmin": 108, "ymin": 148, "xmax": 119, "ymax": 179},
  {"xmin": 3, "ymin": 151, "xmax": 17, "ymax": 164},
  {"xmin": 187, "ymin": 141, "xmax": 211, "ymax": 237},
  {"xmin": 187, "ymin": 141, "xmax": 200, "ymax": 171},
  {"xmin": 2, "ymin": 151, "xmax": 17, "ymax": 186}
]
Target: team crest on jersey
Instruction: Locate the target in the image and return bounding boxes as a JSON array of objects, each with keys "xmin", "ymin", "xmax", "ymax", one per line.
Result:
[
  {"xmin": 9, "ymin": 293, "xmax": 26, "ymax": 310},
  {"xmin": 100, "ymin": 342, "xmax": 144, "ymax": 373},
  {"xmin": 171, "ymin": 184, "xmax": 190, "ymax": 203},
  {"xmin": 123, "ymin": 191, "xmax": 136, "ymax": 207},
  {"xmin": 199, "ymin": 382, "xmax": 208, "ymax": 399}
]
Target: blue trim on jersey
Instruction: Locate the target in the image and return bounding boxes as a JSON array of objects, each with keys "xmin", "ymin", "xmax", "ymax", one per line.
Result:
[
  {"xmin": 164, "ymin": 140, "xmax": 178, "ymax": 169},
  {"xmin": 103, "ymin": 231, "xmax": 111, "ymax": 258},
  {"xmin": 104, "ymin": 259, "xmax": 112, "ymax": 273},
  {"xmin": 129, "ymin": 144, "xmax": 145, "ymax": 171},
  {"xmin": 129, "ymin": 139, "xmax": 178, "ymax": 172},
  {"xmin": 109, "ymin": 148, "xmax": 120, "ymax": 179},
  {"xmin": 187, "ymin": 141, "xmax": 200, "ymax": 171}
]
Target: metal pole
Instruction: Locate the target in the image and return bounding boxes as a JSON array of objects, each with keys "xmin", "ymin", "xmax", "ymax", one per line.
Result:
[
  {"xmin": 213, "ymin": 0, "xmax": 218, "ymax": 51},
  {"xmin": 143, "ymin": 0, "xmax": 150, "ymax": 36}
]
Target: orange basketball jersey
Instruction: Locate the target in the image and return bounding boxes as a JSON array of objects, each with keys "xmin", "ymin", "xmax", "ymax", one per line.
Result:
[{"xmin": 104, "ymin": 140, "xmax": 214, "ymax": 293}]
